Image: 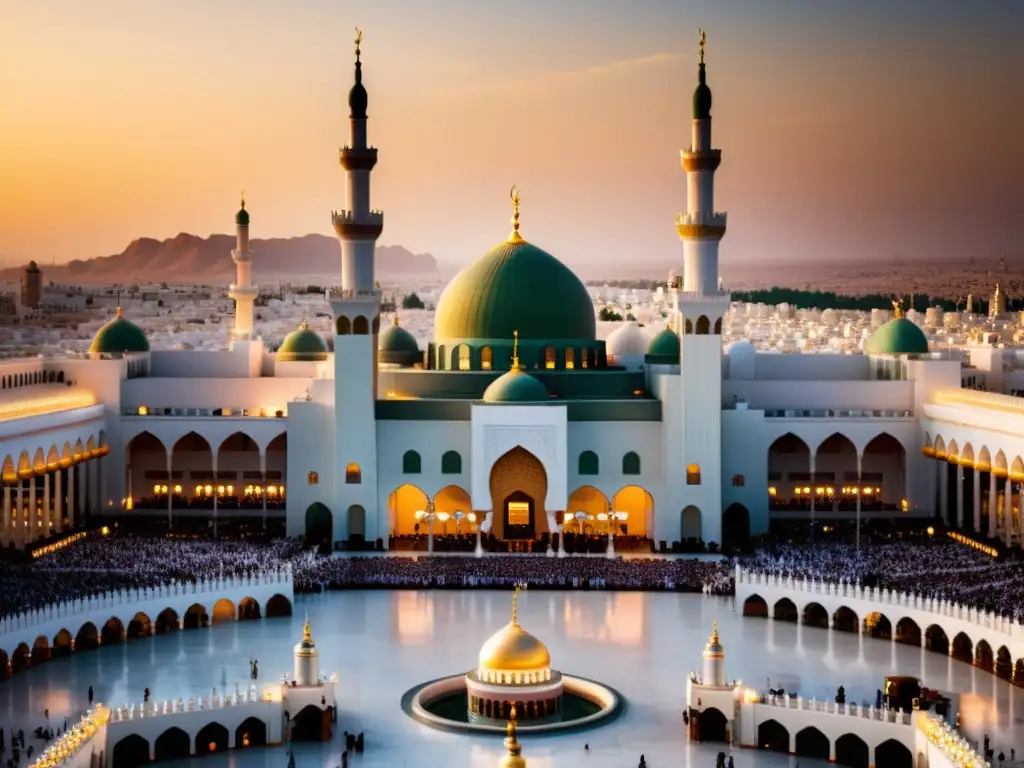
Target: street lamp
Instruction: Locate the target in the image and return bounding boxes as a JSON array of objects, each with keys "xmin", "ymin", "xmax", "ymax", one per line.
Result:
[
  {"xmin": 415, "ymin": 501, "xmax": 437, "ymax": 553},
  {"xmin": 437, "ymin": 511, "xmax": 450, "ymax": 536},
  {"xmin": 453, "ymin": 509, "xmax": 465, "ymax": 536},
  {"xmin": 468, "ymin": 512, "xmax": 483, "ymax": 557},
  {"xmin": 606, "ymin": 511, "xmax": 628, "ymax": 558}
]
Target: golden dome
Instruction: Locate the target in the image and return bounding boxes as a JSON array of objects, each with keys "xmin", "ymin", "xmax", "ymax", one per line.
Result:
[{"xmin": 479, "ymin": 589, "xmax": 550, "ymax": 672}]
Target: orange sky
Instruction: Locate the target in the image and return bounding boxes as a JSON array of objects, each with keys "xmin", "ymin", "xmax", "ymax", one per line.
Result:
[{"xmin": 0, "ymin": 0, "xmax": 1020, "ymax": 272}]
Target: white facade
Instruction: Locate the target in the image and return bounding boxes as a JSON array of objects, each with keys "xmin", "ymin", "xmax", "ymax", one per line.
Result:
[{"xmin": 4, "ymin": 40, "xmax": 1024, "ymax": 554}]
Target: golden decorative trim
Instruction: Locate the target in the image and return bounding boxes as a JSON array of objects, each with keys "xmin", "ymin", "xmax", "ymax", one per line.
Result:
[
  {"xmin": 973, "ymin": 462, "xmax": 991, "ymax": 473},
  {"xmin": 1011, "ymin": 471, "xmax": 1024, "ymax": 483},
  {"xmin": 921, "ymin": 446, "xmax": 936, "ymax": 457},
  {"xmin": 959, "ymin": 458, "xmax": 975, "ymax": 470},
  {"xmin": 992, "ymin": 467, "xmax": 1008, "ymax": 479},
  {"xmin": 681, "ymin": 152, "xmax": 722, "ymax": 173},
  {"xmin": 332, "ymin": 219, "xmax": 383, "ymax": 239},
  {"xmin": 934, "ymin": 450, "xmax": 947, "ymax": 460},
  {"xmin": 932, "ymin": 389, "xmax": 1024, "ymax": 416},
  {"xmin": 676, "ymin": 224, "xmax": 726, "ymax": 240}
]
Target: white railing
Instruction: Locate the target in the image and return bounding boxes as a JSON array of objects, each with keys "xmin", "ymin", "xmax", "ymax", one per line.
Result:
[
  {"xmin": 760, "ymin": 694, "xmax": 911, "ymax": 725},
  {"xmin": 735, "ymin": 566, "xmax": 1021, "ymax": 635},
  {"xmin": 109, "ymin": 682, "xmax": 263, "ymax": 722},
  {"xmin": 0, "ymin": 568, "xmax": 293, "ymax": 634}
]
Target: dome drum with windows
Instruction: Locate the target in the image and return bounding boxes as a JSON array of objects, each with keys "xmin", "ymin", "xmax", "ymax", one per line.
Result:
[{"xmin": 465, "ymin": 587, "xmax": 564, "ymax": 725}]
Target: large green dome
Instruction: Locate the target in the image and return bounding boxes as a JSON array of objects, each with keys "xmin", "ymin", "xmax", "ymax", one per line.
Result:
[
  {"xmin": 482, "ymin": 369, "xmax": 549, "ymax": 404},
  {"xmin": 865, "ymin": 317, "xmax": 929, "ymax": 356},
  {"xmin": 378, "ymin": 316, "xmax": 421, "ymax": 366},
  {"xmin": 434, "ymin": 238, "xmax": 595, "ymax": 343},
  {"xmin": 277, "ymin": 321, "xmax": 329, "ymax": 362},
  {"xmin": 89, "ymin": 308, "xmax": 149, "ymax": 356},
  {"xmin": 646, "ymin": 326, "xmax": 680, "ymax": 363}
]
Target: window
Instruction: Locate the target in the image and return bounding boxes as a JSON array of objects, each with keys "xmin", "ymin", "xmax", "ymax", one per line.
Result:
[
  {"xmin": 544, "ymin": 345, "xmax": 556, "ymax": 369},
  {"xmin": 507, "ymin": 501, "xmax": 530, "ymax": 526},
  {"xmin": 580, "ymin": 348, "xmax": 589, "ymax": 369},
  {"xmin": 696, "ymin": 316, "xmax": 710, "ymax": 335},
  {"xmin": 732, "ymin": 474, "xmax": 745, "ymax": 487},
  {"xmin": 352, "ymin": 316, "xmax": 369, "ymax": 335},
  {"xmin": 458, "ymin": 344, "xmax": 471, "ymax": 371},
  {"xmin": 403, "ymin": 450, "xmax": 421, "ymax": 474},
  {"xmin": 684, "ymin": 319, "xmax": 693, "ymax": 334},
  {"xmin": 345, "ymin": 463, "xmax": 361, "ymax": 484},
  {"xmin": 687, "ymin": 464, "xmax": 702, "ymax": 485},
  {"xmin": 622, "ymin": 451, "xmax": 641, "ymax": 476},
  {"xmin": 371, "ymin": 315, "xmax": 380, "ymax": 334},
  {"xmin": 714, "ymin": 318, "xmax": 722, "ymax": 334},
  {"xmin": 336, "ymin": 316, "xmax": 351, "ymax": 335},
  {"xmin": 565, "ymin": 348, "xmax": 575, "ymax": 369},
  {"xmin": 441, "ymin": 450, "xmax": 462, "ymax": 474},
  {"xmin": 578, "ymin": 450, "xmax": 599, "ymax": 476},
  {"xmin": 307, "ymin": 471, "xmax": 319, "ymax": 485},
  {"xmin": 481, "ymin": 346, "xmax": 493, "ymax": 371}
]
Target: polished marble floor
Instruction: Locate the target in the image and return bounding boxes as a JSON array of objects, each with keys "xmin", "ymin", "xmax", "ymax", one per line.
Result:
[{"xmin": 2, "ymin": 590, "xmax": 1021, "ymax": 767}]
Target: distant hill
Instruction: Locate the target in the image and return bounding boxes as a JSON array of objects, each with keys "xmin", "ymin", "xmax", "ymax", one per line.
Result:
[{"xmin": 0, "ymin": 233, "xmax": 436, "ymax": 285}]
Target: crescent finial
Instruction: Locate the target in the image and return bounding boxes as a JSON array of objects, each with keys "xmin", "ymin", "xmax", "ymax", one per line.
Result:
[{"xmin": 508, "ymin": 186, "xmax": 523, "ymax": 242}]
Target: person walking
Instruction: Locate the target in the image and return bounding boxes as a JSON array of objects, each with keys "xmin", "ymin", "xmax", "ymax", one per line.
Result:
[{"xmin": 87, "ymin": 686, "xmax": 94, "ymax": 706}]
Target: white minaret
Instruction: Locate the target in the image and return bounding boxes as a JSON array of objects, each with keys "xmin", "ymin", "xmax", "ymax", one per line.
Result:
[
  {"xmin": 293, "ymin": 616, "xmax": 319, "ymax": 686},
  {"xmin": 671, "ymin": 30, "xmax": 728, "ymax": 547},
  {"xmin": 229, "ymin": 194, "xmax": 258, "ymax": 340},
  {"xmin": 702, "ymin": 620, "xmax": 726, "ymax": 687},
  {"xmin": 329, "ymin": 27, "xmax": 383, "ymax": 545}
]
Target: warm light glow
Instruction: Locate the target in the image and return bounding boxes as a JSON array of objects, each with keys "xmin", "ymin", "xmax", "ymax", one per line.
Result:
[
  {"xmin": 507, "ymin": 501, "xmax": 530, "ymax": 526},
  {"xmin": 217, "ymin": 485, "xmax": 225, "ymax": 494},
  {"xmin": 173, "ymin": 484, "xmax": 182, "ymax": 493},
  {"xmin": 204, "ymin": 484, "xmax": 213, "ymax": 494},
  {"xmin": 268, "ymin": 485, "xmax": 277, "ymax": 495},
  {"xmin": 153, "ymin": 484, "xmax": 161, "ymax": 495},
  {"xmin": 137, "ymin": 405, "xmax": 149, "ymax": 416},
  {"xmin": 226, "ymin": 485, "xmax": 233, "ymax": 494},
  {"xmin": 436, "ymin": 511, "xmax": 450, "ymax": 522},
  {"xmin": 927, "ymin": 526, "xmax": 935, "ymax": 536}
]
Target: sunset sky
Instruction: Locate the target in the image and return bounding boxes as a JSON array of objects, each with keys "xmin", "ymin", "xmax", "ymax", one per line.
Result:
[{"xmin": 0, "ymin": 0, "xmax": 1020, "ymax": 273}]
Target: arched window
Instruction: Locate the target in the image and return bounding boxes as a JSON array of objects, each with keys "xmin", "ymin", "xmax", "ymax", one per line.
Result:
[
  {"xmin": 481, "ymin": 346, "xmax": 493, "ymax": 371},
  {"xmin": 458, "ymin": 344, "xmax": 471, "ymax": 371},
  {"xmin": 565, "ymin": 348, "xmax": 575, "ymax": 369},
  {"xmin": 622, "ymin": 451, "xmax": 641, "ymax": 475},
  {"xmin": 687, "ymin": 464, "xmax": 701, "ymax": 485},
  {"xmin": 732, "ymin": 474, "xmax": 745, "ymax": 487},
  {"xmin": 684, "ymin": 319, "xmax": 693, "ymax": 334},
  {"xmin": 696, "ymin": 316, "xmax": 710, "ymax": 335},
  {"xmin": 345, "ymin": 463, "xmax": 361, "ymax": 484},
  {"xmin": 435, "ymin": 345, "xmax": 446, "ymax": 370},
  {"xmin": 352, "ymin": 316, "xmax": 369, "ymax": 335},
  {"xmin": 307, "ymin": 471, "xmax": 319, "ymax": 485},
  {"xmin": 544, "ymin": 346, "xmax": 557, "ymax": 369},
  {"xmin": 580, "ymin": 348, "xmax": 589, "ymax": 369},
  {"xmin": 403, "ymin": 450, "xmax": 422, "ymax": 474},
  {"xmin": 336, "ymin": 316, "xmax": 351, "ymax": 335},
  {"xmin": 714, "ymin": 318, "xmax": 722, "ymax": 334},
  {"xmin": 441, "ymin": 450, "xmax": 462, "ymax": 474},
  {"xmin": 578, "ymin": 450, "xmax": 599, "ymax": 475},
  {"xmin": 371, "ymin": 315, "xmax": 380, "ymax": 334}
]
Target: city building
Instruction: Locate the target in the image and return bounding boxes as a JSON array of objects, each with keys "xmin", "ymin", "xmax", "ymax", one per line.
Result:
[{"xmin": 1, "ymin": 32, "xmax": 1023, "ymax": 553}]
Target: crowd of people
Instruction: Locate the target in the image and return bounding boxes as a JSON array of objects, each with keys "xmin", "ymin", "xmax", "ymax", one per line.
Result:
[{"xmin": 3, "ymin": 532, "xmax": 1024, "ymax": 623}]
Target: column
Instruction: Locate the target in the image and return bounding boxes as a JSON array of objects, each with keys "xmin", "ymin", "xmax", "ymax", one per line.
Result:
[
  {"xmin": 28, "ymin": 475, "xmax": 37, "ymax": 544},
  {"xmin": 16, "ymin": 481, "xmax": 24, "ymax": 546},
  {"xmin": 855, "ymin": 453, "xmax": 863, "ymax": 556},
  {"xmin": 808, "ymin": 456, "xmax": 816, "ymax": 537},
  {"xmin": 54, "ymin": 470, "xmax": 63, "ymax": 534},
  {"xmin": 212, "ymin": 456, "xmax": 219, "ymax": 540},
  {"xmin": 90, "ymin": 459, "xmax": 100, "ymax": 517},
  {"xmin": 988, "ymin": 472, "xmax": 998, "ymax": 539},
  {"xmin": 67, "ymin": 464, "xmax": 76, "ymax": 528},
  {"xmin": 260, "ymin": 451, "xmax": 268, "ymax": 531},
  {"xmin": 166, "ymin": 454, "xmax": 173, "ymax": 529},
  {"xmin": 972, "ymin": 468, "xmax": 982, "ymax": 532},
  {"xmin": 77, "ymin": 460, "xmax": 87, "ymax": 521},
  {"xmin": 42, "ymin": 473, "xmax": 51, "ymax": 538},
  {"xmin": 939, "ymin": 461, "xmax": 948, "ymax": 524},
  {"xmin": 1006, "ymin": 480, "xmax": 1015, "ymax": 547},
  {"xmin": 100, "ymin": 453, "xmax": 107, "ymax": 513},
  {"xmin": 956, "ymin": 464, "xmax": 964, "ymax": 529},
  {"xmin": 2, "ymin": 485, "xmax": 10, "ymax": 544}
]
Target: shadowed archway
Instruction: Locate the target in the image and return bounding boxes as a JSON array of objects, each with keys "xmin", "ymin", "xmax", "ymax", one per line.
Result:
[
  {"xmin": 154, "ymin": 728, "xmax": 190, "ymax": 762},
  {"xmin": 795, "ymin": 726, "xmax": 830, "ymax": 761},
  {"xmin": 835, "ymin": 733, "xmax": 869, "ymax": 768},
  {"xmin": 743, "ymin": 594, "xmax": 768, "ymax": 618},
  {"xmin": 696, "ymin": 707, "xmax": 727, "ymax": 742},
  {"xmin": 195, "ymin": 722, "xmax": 229, "ymax": 754},
  {"xmin": 757, "ymin": 719, "xmax": 789, "ymax": 752},
  {"xmin": 489, "ymin": 446, "xmax": 548, "ymax": 541},
  {"xmin": 112, "ymin": 735, "xmax": 150, "ymax": 768}
]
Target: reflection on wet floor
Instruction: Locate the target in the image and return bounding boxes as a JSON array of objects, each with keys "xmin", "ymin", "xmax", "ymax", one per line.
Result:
[{"xmin": 1, "ymin": 590, "xmax": 1021, "ymax": 767}]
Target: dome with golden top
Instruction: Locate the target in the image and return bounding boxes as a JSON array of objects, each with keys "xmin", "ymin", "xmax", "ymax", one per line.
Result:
[
  {"xmin": 478, "ymin": 589, "xmax": 551, "ymax": 674},
  {"xmin": 294, "ymin": 617, "xmax": 318, "ymax": 656},
  {"xmin": 703, "ymin": 619, "xmax": 723, "ymax": 657}
]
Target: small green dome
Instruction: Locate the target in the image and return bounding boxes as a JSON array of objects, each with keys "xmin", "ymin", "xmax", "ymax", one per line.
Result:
[
  {"xmin": 434, "ymin": 238, "xmax": 595, "ymax": 343},
  {"xmin": 25, "ymin": 260, "xmax": 41, "ymax": 274},
  {"xmin": 646, "ymin": 326, "xmax": 680, "ymax": 360},
  {"xmin": 277, "ymin": 321, "xmax": 329, "ymax": 362},
  {"xmin": 482, "ymin": 369, "xmax": 549, "ymax": 404},
  {"xmin": 693, "ymin": 63, "xmax": 712, "ymax": 119},
  {"xmin": 235, "ymin": 193, "xmax": 249, "ymax": 226},
  {"xmin": 865, "ymin": 317, "xmax": 929, "ymax": 356},
  {"xmin": 89, "ymin": 308, "xmax": 149, "ymax": 356},
  {"xmin": 378, "ymin": 316, "xmax": 421, "ymax": 366}
]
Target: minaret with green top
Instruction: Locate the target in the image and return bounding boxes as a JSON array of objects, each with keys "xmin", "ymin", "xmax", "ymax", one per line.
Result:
[{"xmin": 229, "ymin": 191, "xmax": 258, "ymax": 340}]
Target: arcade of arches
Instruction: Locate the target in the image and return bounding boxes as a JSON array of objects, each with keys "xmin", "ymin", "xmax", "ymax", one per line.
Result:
[
  {"xmin": 767, "ymin": 432, "xmax": 906, "ymax": 515},
  {"xmin": 924, "ymin": 437, "xmax": 1024, "ymax": 546},
  {"xmin": 1, "ymin": 433, "xmax": 110, "ymax": 547},
  {"xmin": 123, "ymin": 430, "xmax": 287, "ymax": 528}
]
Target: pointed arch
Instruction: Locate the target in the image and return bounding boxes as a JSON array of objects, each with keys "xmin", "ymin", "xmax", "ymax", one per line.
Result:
[
  {"xmin": 389, "ymin": 484, "xmax": 430, "ymax": 537},
  {"xmin": 566, "ymin": 485, "xmax": 610, "ymax": 534},
  {"xmin": 611, "ymin": 485, "xmax": 653, "ymax": 539},
  {"xmin": 489, "ymin": 446, "xmax": 548, "ymax": 540},
  {"xmin": 695, "ymin": 315, "xmax": 710, "ymax": 334}
]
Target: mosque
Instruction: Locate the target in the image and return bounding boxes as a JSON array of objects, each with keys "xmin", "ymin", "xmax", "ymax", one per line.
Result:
[{"xmin": 2, "ymin": 31, "xmax": 1024, "ymax": 554}]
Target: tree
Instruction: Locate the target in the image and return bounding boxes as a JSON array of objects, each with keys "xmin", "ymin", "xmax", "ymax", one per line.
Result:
[
  {"xmin": 402, "ymin": 293, "xmax": 425, "ymax": 310},
  {"xmin": 598, "ymin": 307, "xmax": 622, "ymax": 322}
]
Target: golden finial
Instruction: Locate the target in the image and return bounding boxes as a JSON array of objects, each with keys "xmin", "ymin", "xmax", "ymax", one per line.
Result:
[
  {"xmin": 115, "ymin": 306, "xmax": 123, "ymax": 319},
  {"xmin": 501, "ymin": 702, "xmax": 525, "ymax": 767},
  {"xmin": 710, "ymin": 619, "xmax": 719, "ymax": 644},
  {"xmin": 303, "ymin": 615, "xmax": 312, "ymax": 643},
  {"xmin": 508, "ymin": 185, "xmax": 523, "ymax": 242},
  {"xmin": 299, "ymin": 318, "xmax": 309, "ymax": 331},
  {"xmin": 355, "ymin": 27, "xmax": 363, "ymax": 58},
  {"xmin": 892, "ymin": 298, "xmax": 904, "ymax": 319},
  {"xmin": 511, "ymin": 329, "xmax": 521, "ymax": 372},
  {"xmin": 240, "ymin": 189, "xmax": 245, "ymax": 210},
  {"xmin": 699, "ymin": 29, "xmax": 707, "ymax": 64},
  {"xmin": 392, "ymin": 315, "xmax": 400, "ymax": 327},
  {"xmin": 511, "ymin": 585, "xmax": 519, "ymax": 625}
]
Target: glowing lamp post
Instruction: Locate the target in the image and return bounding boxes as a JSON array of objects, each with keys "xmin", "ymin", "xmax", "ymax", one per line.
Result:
[
  {"xmin": 606, "ymin": 511, "xmax": 628, "ymax": 558},
  {"xmin": 469, "ymin": 512, "xmax": 484, "ymax": 557},
  {"xmin": 415, "ymin": 501, "xmax": 437, "ymax": 553}
]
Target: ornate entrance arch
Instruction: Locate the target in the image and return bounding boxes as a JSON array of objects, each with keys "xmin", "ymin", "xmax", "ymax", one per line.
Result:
[{"xmin": 489, "ymin": 447, "xmax": 548, "ymax": 540}]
